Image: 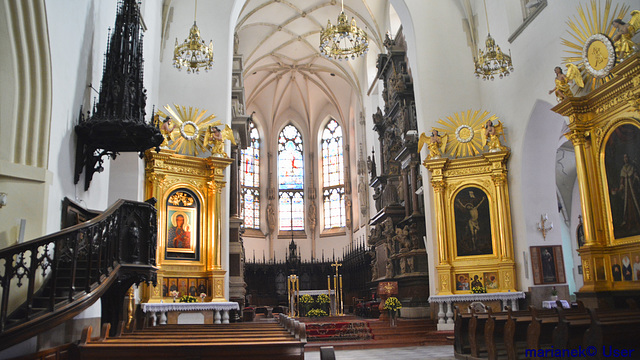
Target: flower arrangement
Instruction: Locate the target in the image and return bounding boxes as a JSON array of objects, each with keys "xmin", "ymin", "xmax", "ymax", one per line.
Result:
[
  {"xmin": 307, "ymin": 308, "xmax": 328, "ymax": 317},
  {"xmin": 550, "ymin": 287, "xmax": 558, "ymax": 296},
  {"xmin": 200, "ymin": 293, "xmax": 206, "ymax": 302},
  {"xmin": 471, "ymin": 286, "xmax": 487, "ymax": 294},
  {"xmin": 170, "ymin": 290, "xmax": 179, "ymax": 302},
  {"xmin": 299, "ymin": 294, "xmax": 314, "ymax": 305},
  {"xmin": 316, "ymin": 294, "xmax": 330, "ymax": 305},
  {"xmin": 384, "ymin": 297, "xmax": 402, "ymax": 312},
  {"xmin": 179, "ymin": 295, "xmax": 198, "ymax": 303}
]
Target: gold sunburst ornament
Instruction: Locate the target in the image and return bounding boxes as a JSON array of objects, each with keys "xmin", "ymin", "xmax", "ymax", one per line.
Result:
[
  {"xmin": 155, "ymin": 104, "xmax": 217, "ymax": 156},
  {"xmin": 434, "ymin": 110, "xmax": 500, "ymax": 158},
  {"xmin": 561, "ymin": 0, "xmax": 630, "ymax": 93}
]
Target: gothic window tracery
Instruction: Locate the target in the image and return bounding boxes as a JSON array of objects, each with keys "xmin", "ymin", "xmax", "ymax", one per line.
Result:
[
  {"xmin": 322, "ymin": 119, "xmax": 345, "ymax": 228},
  {"xmin": 241, "ymin": 121, "xmax": 260, "ymax": 229},
  {"xmin": 278, "ymin": 125, "xmax": 304, "ymax": 231}
]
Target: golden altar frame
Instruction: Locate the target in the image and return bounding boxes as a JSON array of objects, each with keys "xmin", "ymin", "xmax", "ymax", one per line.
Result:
[
  {"xmin": 142, "ymin": 149, "xmax": 232, "ymax": 302},
  {"xmin": 552, "ymin": 53, "xmax": 640, "ymax": 293},
  {"xmin": 424, "ymin": 151, "xmax": 517, "ymax": 295}
]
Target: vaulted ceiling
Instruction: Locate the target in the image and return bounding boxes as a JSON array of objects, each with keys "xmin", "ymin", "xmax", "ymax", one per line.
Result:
[{"xmin": 235, "ymin": 0, "xmax": 391, "ymax": 130}]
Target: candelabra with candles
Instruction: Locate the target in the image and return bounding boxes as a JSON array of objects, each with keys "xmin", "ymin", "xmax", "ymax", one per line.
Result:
[
  {"xmin": 537, "ymin": 213, "xmax": 553, "ymax": 240},
  {"xmin": 288, "ymin": 274, "xmax": 299, "ymax": 317},
  {"xmin": 328, "ymin": 260, "xmax": 344, "ymax": 316}
]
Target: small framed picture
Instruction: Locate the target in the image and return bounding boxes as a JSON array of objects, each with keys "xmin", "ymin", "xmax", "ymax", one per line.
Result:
[{"xmin": 530, "ymin": 245, "xmax": 566, "ymax": 285}]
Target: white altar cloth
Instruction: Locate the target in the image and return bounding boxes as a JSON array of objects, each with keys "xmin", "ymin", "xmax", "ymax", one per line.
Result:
[{"xmin": 141, "ymin": 302, "xmax": 239, "ymax": 313}]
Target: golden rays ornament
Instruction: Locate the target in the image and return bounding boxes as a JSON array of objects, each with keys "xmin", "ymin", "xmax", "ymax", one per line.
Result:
[
  {"xmin": 561, "ymin": 0, "xmax": 630, "ymax": 93},
  {"xmin": 434, "ymin": 110, "xmax": 499, "ymax": 158},
  {"xmin": 155, "ymin": 104, "xmax": 218, "ymax": 156}
]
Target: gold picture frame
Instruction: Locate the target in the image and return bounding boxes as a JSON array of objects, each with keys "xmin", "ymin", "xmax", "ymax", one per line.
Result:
[{"xmin": 166, "ymin": 205, "xmax": 197, "ymax": 253}]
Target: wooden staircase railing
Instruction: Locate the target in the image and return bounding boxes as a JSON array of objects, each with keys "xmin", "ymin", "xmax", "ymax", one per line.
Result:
[{"xmin": 0, "ymin": 199, "xmax": 158, "ymax": 351}]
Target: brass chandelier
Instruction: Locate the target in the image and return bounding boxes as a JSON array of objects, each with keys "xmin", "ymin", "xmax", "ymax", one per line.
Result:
[
  {"xmin": 173, "ymin": 0, "xmax": 213, "ymax": 74},
  {"xmin": 474, "ymin": 0, "xmax": 513, "ymax": 80},
  {"xmin": 319, "ymin": 0, "xmax": 368, "ymax": 61}
]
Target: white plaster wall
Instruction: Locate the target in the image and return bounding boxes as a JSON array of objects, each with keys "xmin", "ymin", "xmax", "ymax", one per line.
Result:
[{"xmin": 45, "ymin": 0, "xmax": 117, "ymax": 233}]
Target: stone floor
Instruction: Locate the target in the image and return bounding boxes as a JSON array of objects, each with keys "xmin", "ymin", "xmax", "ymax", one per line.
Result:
[{"xmin": 304, "ymin": 345, "xmax": 456, "ymax": 360}]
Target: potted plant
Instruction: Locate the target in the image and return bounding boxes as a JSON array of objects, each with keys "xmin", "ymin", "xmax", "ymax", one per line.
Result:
[
  {"xmin": 179, "ymin": 294, "xmax": 198, "ymax": 303},
  {"xmin": 550, "ymin": 287, "xmax": 558, "ymax": 301},
  {"xmin": 384, "ymin": 297, "xmax": 402, "ymax": 327},
  {"xmin": 307, "ymin": 308, "xmax": 328, "ymax": 318},
  {"xmin": 299, "ymin": 294, "xmax": 314, "ymax": 317},
  {"xmin": 316, "ymin": 293, "xmax": 331, "ymax": 314}
]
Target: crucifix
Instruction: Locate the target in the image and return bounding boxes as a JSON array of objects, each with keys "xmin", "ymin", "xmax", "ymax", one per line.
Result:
[{"xmin": 331, "ymin": 260, "xmax": 343, "ymax": 316}]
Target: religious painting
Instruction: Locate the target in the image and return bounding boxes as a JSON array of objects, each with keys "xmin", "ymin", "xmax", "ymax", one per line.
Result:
[
  {"xmin": 621, "ymin": 254, "xmax": 633, "ymax": 281},
  {"xmin": 631, "ymin": 253, "xmax": 640, "ymax": 281},
  {"xmin": 531, "ymin": 246, "xmax": 566, "ymax": 285},
  {"xmin": 454, "ymin": 186, "xmax": 492, "ymax": 256},
  {"xmin": 604, "ymin": 123, "xmax": 640, "ymax": 239},
  {"xmin": 165, "ymin": 188, "xmax": 200, "ymax": 260},
  {"xmin": 167, "ymin": 206, "xmax": 196, "ymax": 252},
  {"xmin": 188, "ymin": 279, "xmax": 198, "ymax": 296},
  {"xmin": 455, "ymin": 273, "xmax": 470, "ymax": 291},
  {"xmin": 168, "ymin": 278, "xmax": 178, "ymax": 293},
  {"xmin": 484, "ymin": 272, "xmax": 499, "ymax": 290},
  {"xmin": 162, "ymin": 278, "xmax": 168, "ymax": 297},
  {"xmin": 611, "ymin": 254, "xmax": 622, "ymax": 281},
  {"xmin": 197, "ymin": 279, "xmax": 207, "ymax": 295},
  {"xmin": 178, "ymin": 278, "xmax": 188, "ymax": 296}
]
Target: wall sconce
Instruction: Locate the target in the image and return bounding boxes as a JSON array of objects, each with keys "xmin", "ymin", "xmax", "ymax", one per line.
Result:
[
  {"xmin": 0, "ymin": 192, "xmax": 7, "ymax": 208},
  {"xmin": 536, "ymin": 213, "xmax": 553, "ymax": 240}
]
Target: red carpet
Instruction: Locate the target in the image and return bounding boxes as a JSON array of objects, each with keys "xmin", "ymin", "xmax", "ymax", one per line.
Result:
[{"xmin": 306, "ymin": 321, "xmax": 373, "ymax": 341}]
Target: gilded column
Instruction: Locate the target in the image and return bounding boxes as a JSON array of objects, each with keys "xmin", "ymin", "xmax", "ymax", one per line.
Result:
[
  {"xmin": 491, "ymin": 173, "xmax": 511, "ymax": 261},
  {"xmin": 432, "ymin": 180, "xmax": 448, "ymax": 265},
  {"xmin": 566, "ymin": 129, "xmax": 598, "ymax": 246}
]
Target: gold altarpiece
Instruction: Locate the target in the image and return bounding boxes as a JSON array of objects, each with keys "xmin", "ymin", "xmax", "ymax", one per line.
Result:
[
  {"xmin": 424, "ymin": 151, "xmax": 517, "ymax": 295},
  {"xmin": 552, "ymin": 53, "xmax": 640, "ymax": 295},
  {"xmin": 141, "ymin": 149, "xmax": 232, "ymax": 302}
]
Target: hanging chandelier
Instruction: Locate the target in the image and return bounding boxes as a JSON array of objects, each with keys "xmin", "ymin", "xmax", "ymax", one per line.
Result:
[
  {"xmin": 173, "ymin": 0, "xmax": 213, "ymax": 74},
  {"xmin": 319, "ymin": 0, "xmax": 368, "ymax": 61},
  {"xmin": 474, "ymin": 0, "xmax": 513, "ymax": 80}
]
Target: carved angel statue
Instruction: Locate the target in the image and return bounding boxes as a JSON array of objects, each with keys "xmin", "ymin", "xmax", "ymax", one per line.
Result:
[
  {"xmin": 203, "ymin": 121, "xmax": 236, "ymax": 157},
  {"xmin": 481, "ymin": 117, "xmax": 507, "ymax": 152},
  {"xmin": 418, "ymin": 129, "xmax": 448, "ymax": 160},
  {"xmin": 548, "ymin": 64, "xmax": 584, "ymax": 102},
  {"xmin": 612, "ymin": 11, "xmax": 640, "ymax": 60},
  {"xmin": 156, "ymin": 115, "xmax": 176, "ymax": 147}
]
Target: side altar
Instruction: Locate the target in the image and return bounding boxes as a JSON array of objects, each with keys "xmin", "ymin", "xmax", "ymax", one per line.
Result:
[{"xmin": 141, "ymin": 148, "xmax": 233, "ymax": 303}]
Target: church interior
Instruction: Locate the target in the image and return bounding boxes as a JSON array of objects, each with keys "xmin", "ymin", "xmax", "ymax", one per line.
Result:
[{"xmin": 1, "ymin": 0, "xmax": 640, "ymax": 359}]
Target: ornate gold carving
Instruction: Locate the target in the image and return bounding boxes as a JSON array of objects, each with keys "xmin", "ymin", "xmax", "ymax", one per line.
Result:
[
  {"xmin": 629, "ymin": 93, "xmax": 640, "ymax": 113},
  {"xmin": 504, "ymin": 272, "xmax": 512, "ymax": 289},
  {"xmin": 164, "ymin": 165, "xmax": 207, "ymax": 176},
  {"xmin": 168, "ymin": 192, "xmax": 194, "ymax": 206},
  {"xmin": 431, "ymin": 180, "xmax": 446, "ymax": 193},
  {"xmin": 595, "ymin": 90, "xmax": 633, "ymax": 114},
  {"xmin": 632, "ymin": 75, "xmax": 640, "ymax": 88},
  {"xmin": 440, "ymin": 274, "xmax": 449, "ymax": 292},
  {"xmin": 565, "ymin": 130, "xmax": 588, "ymax": 146},
  {"xmin": 582, "ymin": 259, "xmax": 592, "ymax": 281},
  {"xmin": 444, "ymin": 166, "xmax": 492, "ymax": 177},
  {"xmin": 214, "ymin": 278, "xmax": 224, "ymax": 298},
  {"xmin": 491, "ymin": 173, "xmax": 507, "ymax": 187}
]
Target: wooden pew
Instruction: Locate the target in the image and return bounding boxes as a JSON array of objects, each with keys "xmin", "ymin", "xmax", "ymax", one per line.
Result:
[
  {"xmin": 453, "ymin": 306, "xmax": 471, "ymax": 356},
  {"xmin": 583, "ymin": 307, "xmax": 640, "ymax": 360},
  {"xmin": 526, "ymin": 305, "xmax": 558, "ymax": 352},
  {"xmin": 502, "ymin": 306, "xmax": 532, "ymax": 360},
  {"xmin": 468, "ymin": 306, "xmax": 491, "ymax": 358},
  {"xmin": 73, "ymin": 322, "xmax": 305, "ymax": 360},
  {"xmin": 551, "ymin": 301, "xmax": 588, "ymax": 350}
]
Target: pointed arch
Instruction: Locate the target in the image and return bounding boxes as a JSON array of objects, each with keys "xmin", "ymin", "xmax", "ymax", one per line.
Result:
[
  {"xmin": 241, "ymin": 120, "xmax": 261, "ymax": 229},
  {"xmin": 321, "ymin": 119, "xmax": 345, "ymax": 229},
  {"xmin": 278, "ymin": 124, "xmax": 304, "ymax": 231}
]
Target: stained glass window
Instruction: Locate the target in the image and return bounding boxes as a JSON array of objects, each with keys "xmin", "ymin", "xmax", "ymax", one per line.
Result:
[
  {"xmin": 278, "ymin": 125, "xmax": 304, "ymax": 231},
  {"xmin": 241, "ymin": 121, "xmax": 260, "ymax": 229},
  {"xmin": 322, "ymin": 120, "xmax": 345, "ymax": 228}
]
